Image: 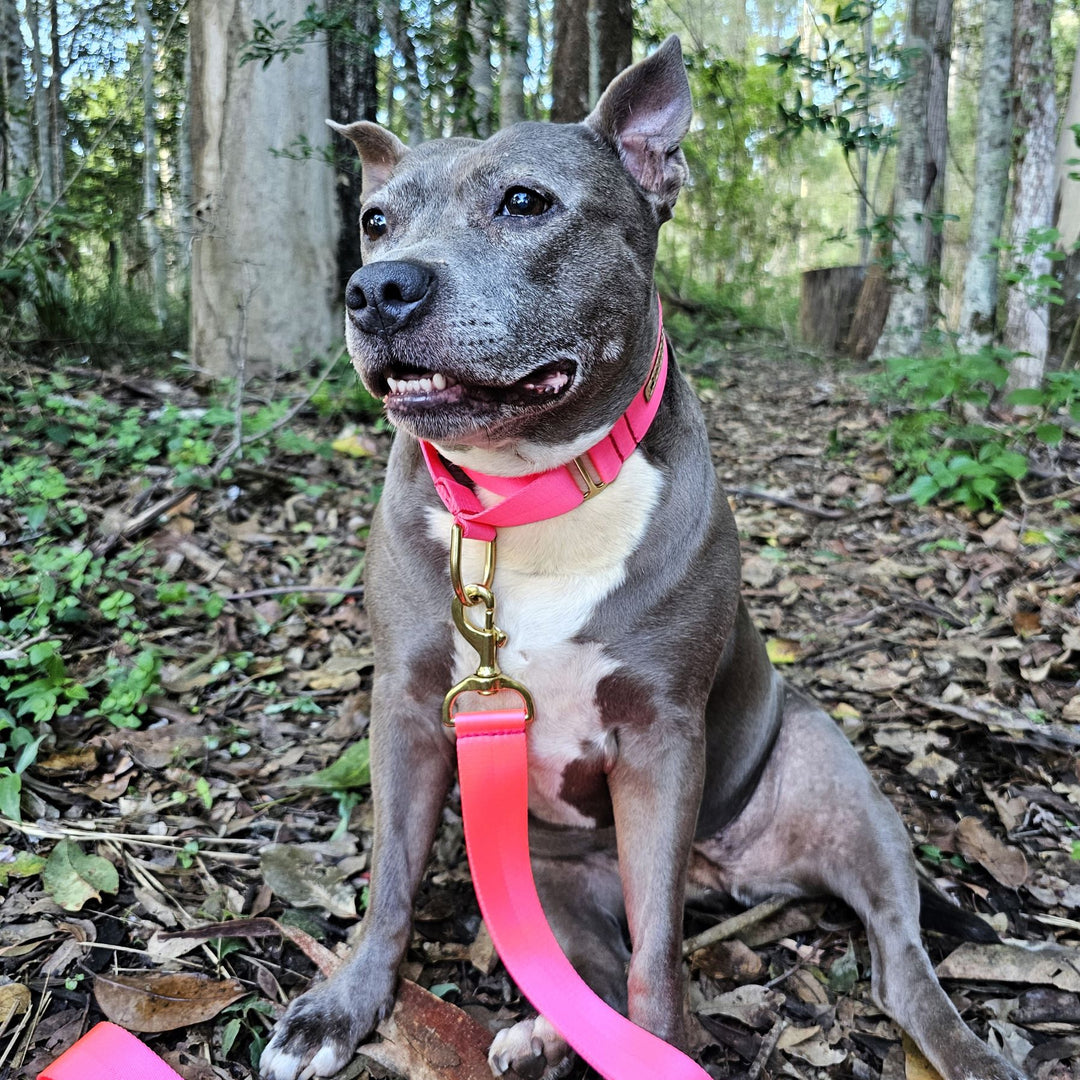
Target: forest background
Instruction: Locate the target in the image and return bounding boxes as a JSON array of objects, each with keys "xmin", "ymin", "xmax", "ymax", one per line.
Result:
[{"xmin": 1, "ymin": 2, "xmax": 1080, "ymax": 1077}]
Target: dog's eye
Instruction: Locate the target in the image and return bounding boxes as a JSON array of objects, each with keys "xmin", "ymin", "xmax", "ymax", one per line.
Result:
[
  {"xmin": 499, "ymin": 187, "xmax": 551, "ymax": 217},
  {"xmin": 361, "ymin": 208, "xmax": 388, "ymax": 240}
]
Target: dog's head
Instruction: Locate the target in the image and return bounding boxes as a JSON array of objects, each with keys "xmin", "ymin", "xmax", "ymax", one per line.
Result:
[{"xmin": 331, "ymin": 36, "xmax": 691, "ymax": 465}]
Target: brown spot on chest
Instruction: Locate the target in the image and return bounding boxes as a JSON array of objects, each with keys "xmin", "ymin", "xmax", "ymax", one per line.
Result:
[{"xmin": 558, "ymin": 757, "xmax": 615, "ymax": 827}]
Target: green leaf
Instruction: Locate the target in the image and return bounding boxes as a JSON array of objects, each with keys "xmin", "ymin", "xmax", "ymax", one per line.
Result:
[
  {"xmin": 287, "ymin": 738, "xmax": 371, "ymax": 791},
  {"xmin": 995, "ymin": 451, "xmax": 1028, "ymax": 479},
  {"xmin": 0, "ymin": 769, "xmax": 22, "ymax": 820},
  {"xmin": 908, "ymin": 475, "xmax": 940, "ymax": 505},
  {"xmin": 1035, "ymin": 423, "xmax": 1063, "ymax": 446},
  {"xmin": 42, "ymin": 839, "xmax": 120, "ymax": 911},
  {"xmin": 828, "ymin": 940, "xmax": 859, "ymax": 993},
  {"xmin": 1005, "ymin": 387, "xmax": 1044, "ymax": 407}
]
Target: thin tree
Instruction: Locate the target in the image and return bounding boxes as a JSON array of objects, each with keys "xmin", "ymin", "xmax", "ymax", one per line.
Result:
[
  {"xmin": 1003, "ymin": 0, "xmax": 1056, "ymax": 392},
  {"xmin": 550, "ymin": 0, "xmax": 589, "ymax": 122},
  {"xmin": 0, "ymin": 0, "xmax": 31, "ymax": 192},
  {"xmin": 137, "ymin": 0, "xmax": 168, "ymax": 324},
  {"xmin": 468, "ymin": 0, "xmax": 495, "ymax": 136},
  {"xmin": 590, "ymin": 0, "xmax": 632, "ymax": 106},
  {"xmin": 872, "ymin": 0, "xmax": 952, "ymax": 359},
  {"xmin": 1052, "ymin": 35, "xmax": 1080, "ymax": 366},
  {"xmin": 500, "ymin": 0, "xmax": 530, "ymax": 127},
  {"xmin": 956, "ymin": 0, "xmax": 1013, "ymax": 350}
]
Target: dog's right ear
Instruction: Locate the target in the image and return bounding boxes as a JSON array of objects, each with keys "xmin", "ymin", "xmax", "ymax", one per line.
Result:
[{"xmin": 327, "ymin": 120, "xmax": 407, "ymax": 197}]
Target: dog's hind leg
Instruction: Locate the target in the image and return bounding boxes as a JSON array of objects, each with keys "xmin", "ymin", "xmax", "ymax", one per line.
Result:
[
  {"xmin": 488, "ymin": 847, "xmax": 629, "ymax": 1079},
  {"xmin": 696, "ymin": 692, "xmax": 1025, "ymax": 1080}
]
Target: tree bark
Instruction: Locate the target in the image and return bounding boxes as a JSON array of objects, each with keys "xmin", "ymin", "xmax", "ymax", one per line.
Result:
[
  {"xmin": 27, "ymin": 0, "xmax": 53, "ymax": 203},
  {"xmin": 1051, "ymin": 36, "xmax": 1080, "ymax": 365},
  {"xmin": 871, "ymin": 0, "xmax": 950, "ymax": 360},
  {"xmin": 500, "ymin": 0, "xmax": 530, "ymax": 127},
  {"xmin": 0, "ymin": 0, "xmax": 31, "ymax": 192},
  {"xmin": 468, "ymin": 0, "xmax": 495, "ymax": 136},
  {"xmin": 137, "ymin": 0, "xmax": 168, "ymax": 323},
  {"xmin": 957, "ymin": 0, "xmax": 1013, "ymax": 350},
  {"xmin": 550, "ymin": 0, "xmax": 589, "ymax": 122},
  {"xmin": 590, "ymin": 0, "xmax": 632, "ymax": 106},
  {"xmin": 188, "ymin": 0, "xmax": 338, "ymax": 379},
  {"xmin": 383, "ymin": 0, "xmax": 424, "ymax": 144},
  {"xmin": 329, "ymin": 0, "xmax": 378, "ymax": 284},
  {"xmin": 1003, "ymin": 0, "xmax": 1056, "ymax": 392}
]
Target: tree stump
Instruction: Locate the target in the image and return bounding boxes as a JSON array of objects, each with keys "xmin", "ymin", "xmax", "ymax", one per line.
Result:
[{"xmin": 799, "ymin": 265, "xmax": 866, "ymax": 355}]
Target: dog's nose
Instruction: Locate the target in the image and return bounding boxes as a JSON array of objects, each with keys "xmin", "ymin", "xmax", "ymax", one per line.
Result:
[{"xmin": 345, "ymin": 261, "xmax": 435, "ymax": 333}]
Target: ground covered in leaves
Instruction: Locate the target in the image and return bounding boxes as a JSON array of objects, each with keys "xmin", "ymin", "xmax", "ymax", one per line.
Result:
[{"xmin": 1, "ymin": 338, "xmax": 1079, "ymax": 1080}]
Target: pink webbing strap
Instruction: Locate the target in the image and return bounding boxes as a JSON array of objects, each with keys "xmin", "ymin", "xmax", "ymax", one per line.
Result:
[
  {"xmin": 454, "ymin": 709, "xmax": 711, "ymax": 1080},
  {"xmin": 38, "ymin": 1022, "xmax": 184, "ymax": 1080},
  {"xmin": 421, "ymin": 301, "xmax": 669, "ymax": 542}
]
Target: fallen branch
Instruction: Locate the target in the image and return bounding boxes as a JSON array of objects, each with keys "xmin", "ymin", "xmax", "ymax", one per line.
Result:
[
  {"xmin": 682, "ymin": 895, "xmax": 790, "ymax": 957},
  {"xmin": 728, "ymin": 487, "xmax": 847, "ymax": 519}
]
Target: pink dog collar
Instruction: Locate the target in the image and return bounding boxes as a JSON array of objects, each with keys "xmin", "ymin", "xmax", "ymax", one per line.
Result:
[{"xmin": 421, "ymin": 298, "xmax": 668, "ymax": 540}]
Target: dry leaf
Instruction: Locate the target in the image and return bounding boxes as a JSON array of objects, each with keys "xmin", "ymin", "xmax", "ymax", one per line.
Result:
[
  {"xmin": 698, "ymin": 985, "xmax": 783, "ymax": 1029},
  {"xmin": 766, "ymin": 637, "xmax": 803, "ymax": 664},
  {"xmin": 0, "ymin": 982, "xmax": 31, "ymax": 1023},
  {"xmin": 954, "ymin": 817, "xmax": 1028, "ymax": 888},
  {"xmin": 94, "ymin": 972, "xmax": 246, "ymax": 1032},
  {"xmin": 936, "ymin": 942, "xmax": 1080, "ymax": 992},
  {"xmin": 902, "ymin": 1033, "xmax": 944, "ymax": 1080},
  {"xmin": 259, "ymin": 844, "xmax": 358, "ymax": 919},
  {"xmin": 360, "ymin": 979, "xmax": 494, "ymax": 1080},
  {"xmin": 905, "ymin": 751, "xmax": 958, "ymax": 787}
]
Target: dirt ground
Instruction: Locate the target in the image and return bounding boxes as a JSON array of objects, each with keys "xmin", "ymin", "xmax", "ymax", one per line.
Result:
[{"xmin": 2, "ymin": 340, "xmax": 1079, "ymax": 1080}]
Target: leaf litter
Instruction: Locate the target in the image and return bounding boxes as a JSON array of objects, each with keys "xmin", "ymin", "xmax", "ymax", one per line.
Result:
[{"xmin": 0, "ymin": 347, "xmax": 1078, "ymax": 1079}]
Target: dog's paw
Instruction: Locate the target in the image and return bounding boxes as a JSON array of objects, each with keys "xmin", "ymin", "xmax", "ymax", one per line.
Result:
[
  {"xmin": 488, "ymin": 1015, "xmax": 572, "ymax": 1080},
  {"xmin": 260, "ymin": 977, "xmax": 393, "ymax": 1080}
]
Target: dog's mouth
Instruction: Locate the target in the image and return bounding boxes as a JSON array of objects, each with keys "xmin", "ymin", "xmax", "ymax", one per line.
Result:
[{"xmin": 377, "ymin": 359, "xmax": 577, "ymax": 413}]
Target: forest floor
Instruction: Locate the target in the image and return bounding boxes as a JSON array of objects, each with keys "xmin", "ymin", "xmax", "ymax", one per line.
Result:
[{"xmin": 1, "ymin": 336, "xmax": 1079, "ymax": 1080}]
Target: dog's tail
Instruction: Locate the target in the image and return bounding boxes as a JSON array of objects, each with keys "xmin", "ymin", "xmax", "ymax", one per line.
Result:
[{"xmin": 917, "ymin": 880, "xmax": 1001, "ymax": 943}]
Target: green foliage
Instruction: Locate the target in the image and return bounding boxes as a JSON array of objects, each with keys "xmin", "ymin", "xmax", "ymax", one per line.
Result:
[{"xmin": 868, "ymin": 349, "xmax": 1080, "ymax": 512}]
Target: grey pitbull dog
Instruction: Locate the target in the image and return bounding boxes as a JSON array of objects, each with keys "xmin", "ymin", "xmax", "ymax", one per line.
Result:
[{"xmin": 261, "ymin": 37, "xmax": 1023, "ymax": 1080}]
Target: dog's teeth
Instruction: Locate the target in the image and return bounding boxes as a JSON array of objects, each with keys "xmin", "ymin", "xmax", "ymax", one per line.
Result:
[
  {"xmin": 432, "ymin": 373, "xmax": 447, "ymax": 391},
  {"xmin": 387, "ymin": 378, "xmax": 400, "ymax": 393},
  {"xmin": 420, "ymin": 378, "xmax": 432, "ymax": 392}
]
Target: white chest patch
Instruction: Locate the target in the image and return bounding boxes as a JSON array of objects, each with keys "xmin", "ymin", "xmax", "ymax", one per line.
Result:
[{"xmin": 426, "ymin": 451, "xmax": 664, "ymax": 826}]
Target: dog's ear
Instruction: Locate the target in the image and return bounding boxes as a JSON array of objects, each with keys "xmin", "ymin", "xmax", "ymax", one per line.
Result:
[
  {"xmin": 584, "ymin": 36, "xmax": 692, "ymax": 221},
  {"xmin": 326, "ymin": 120, "xmax": 407, "ymax": 197}
]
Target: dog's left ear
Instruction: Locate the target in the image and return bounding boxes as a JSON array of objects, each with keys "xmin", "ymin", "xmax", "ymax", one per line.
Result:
[{"xmin": 584, "ymin": 35, "xmax": 692, "ymax": 221}]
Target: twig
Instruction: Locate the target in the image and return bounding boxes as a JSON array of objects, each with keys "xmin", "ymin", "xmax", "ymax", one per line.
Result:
[
  {"xmin": 682, "ymin": 895, "xmax": 790, "ymax": 957},
  {"xmin": 0, "ymin": 817, "xmax": 262, "ymax": 855},
  {"xmin": 222, "ymin": 584, "xmax": 366, "ymax": 601},
  {"xmin": 729, "ymin": 487, "xmax": 847, "ymax": 520},
  {"xmin": 1015, "ymin": 481, "xmax": 1080, "ymax": 507},
  {"xmin": 748, "ymin": 1015, "xmax": 787, "ymax": 1080}
]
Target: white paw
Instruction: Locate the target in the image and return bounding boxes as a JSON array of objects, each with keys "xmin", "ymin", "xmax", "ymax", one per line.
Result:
[{"xmin": 489, "ymin": 1016, "xmax": 572, "ymax": 1079}]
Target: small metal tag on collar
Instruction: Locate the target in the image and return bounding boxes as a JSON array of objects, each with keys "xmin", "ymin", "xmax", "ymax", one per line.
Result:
[{"xmin": 571, "ymin": 455, "xmax": 607, "ymax": 501}]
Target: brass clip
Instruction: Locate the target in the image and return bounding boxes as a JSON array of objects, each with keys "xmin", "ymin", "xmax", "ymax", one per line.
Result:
[
  {"xmin": 572, "ymin": 454, "xmax": 607, "ymax": 500},
  {"xmin": 442, "ymin": 584, "xmax": 535, "ymax": 727},
  {"xmin": 449, "ymin": 523, "xmax": 495, "ymax": 605}
]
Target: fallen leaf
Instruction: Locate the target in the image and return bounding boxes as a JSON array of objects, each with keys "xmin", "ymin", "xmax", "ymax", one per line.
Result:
[
  {"xmin": 0, "ymin": 982, "xmax": 31, "ymax": 1023},
  {"xmin": 981, "ymin": 518, "xmax": 1020, "ymax": 553},
  {"xmin": 0, "ymin": 849, "xmax": 46, "ymax": 887},
  {"xmin": 697, "ymin": 984, "xmax": 783, "ymax": 1029},
  {"xmin": 903, "ymin": 1033, "xmax": 944, "ymax": 1080},
  {"xmin": 259, "ymin": 844, "xmax": 358, "ymax": 919},
  {"xmin": 905, "ymin": 751, "xmax": 958, "ymax": 787},
  {"xmin": 94, "ymin": 972, "xmax": 246, "ymax": 1033},
  {"xmin": 42, "ymin": 840, "xmax": 119, "ymax": 912},
  {"xmin": 766, "ymin": 637, "xmax": 803, "ymax": 664},
  {"xmin": 33, "ymin": 747, "xmax": 98, "ymax": 777},
  {"xmin": 874, "ymin": 724, "xmax": 949, "ymax": 758},
  {"xmin": 936, "ymin": 942, "xmax": 1080, "ymax": 992},
  {"xmin": 287, "ymin": 738, "xmax": 371, "ymax": 791},
  {"xmin": 954, "ymin": 816, "xmax": 1028, "ymax": 888},
  {"xmin": 360, "ymin": 979, "xmax": 494, "ymax": 1080},
  {"xmin": 1064, "ymin": 695, "xmax": 1080, "ymax": 723}
]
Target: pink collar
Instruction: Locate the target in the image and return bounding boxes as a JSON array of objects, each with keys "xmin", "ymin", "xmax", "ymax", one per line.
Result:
[{"xmin": 420, "ymin": 300, "xmax": 668, "ymax": 540}]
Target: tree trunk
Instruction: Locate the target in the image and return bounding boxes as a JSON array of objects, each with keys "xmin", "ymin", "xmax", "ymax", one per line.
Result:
[
  {"xmin": 550, "ymin": 0, "xmax": 589, "ymax": 122},
  {"xmin": 137, "ymin": 0, "xmax": 168, "ymax": 323},
  {"xmin": 468, "ymin": 0, "xmax": 495, "ymax": 136},
  {"xmin": 188, "ymin": 0, "xmax": 338, "ymax": 380},
  {"xmin": 383, "ymin": 0, "xmax": 424, "ymax": 144},
  {"xmin": 47, "ymin": 0, "xmax": 61, "ymax": 195},
  {"xmin": 27, "ymin": 0, "xmax": 52, "ymax": 203},
  {"xmin": 0, "ymin": 0, "xmax": 31, "ymax": 192},
  {"xmin": 329, "ymin": 0, "xmax": 378, "ymax": 285},
  {"xmin": 590, "ymin": 0, "xmax": 632, "ymax": 107},
  {"xmin": 924, "ymin": 0, "xmax": 952, "ymax": 309},
  {"xmin": 800, "ymin": 265, "xmax": 866, "ymax": 354},
  {"xmin": 957, "ymin": 0, "xmax": 1013, "ymax": 350},
  {"xmin": 871, "ymin": 0, "xmax": 948, "ymax": 360},
  {"xmin": 500, "ymin": 0, "xmax": 530, "ymax": 127},
  {"xmin": 1051, "ymin": 38, "xmax": 1080, "ymax": 366},
  {"xmin": 1003, "ymin": 0, "xmax": 1056, "ymax": 393}
]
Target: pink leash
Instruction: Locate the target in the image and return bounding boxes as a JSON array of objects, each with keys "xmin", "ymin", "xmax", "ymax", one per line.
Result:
[
  {"xmin": 434, "ymin": 300, "xmax": 712, "ymax": 1079},
  {"xmin": 38, "ymin": 1022, "xmax": 184, "ymax": 1080},
  {"xmin": 455, "ymin": 709, "xmax": 711, "ymax": 1079}
]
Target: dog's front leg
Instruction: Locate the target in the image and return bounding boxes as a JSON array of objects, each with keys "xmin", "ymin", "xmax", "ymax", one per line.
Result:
[
  {"xmin": 260, "ymin": 684, "xmax": 455, "ymax": 1080},
  {"xmin": 609, "ymin": 721, "xmax": 705, "ymax": 1044}
]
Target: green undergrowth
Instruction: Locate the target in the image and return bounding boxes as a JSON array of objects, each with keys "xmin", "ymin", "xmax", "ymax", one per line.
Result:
[
  {"xmin": 865, "ymin": 347, "xmax": 1080, "ymax": 513},
  {"xmin": 0, "ymin": 357, "xmax": 367, "ymax": 820}
]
